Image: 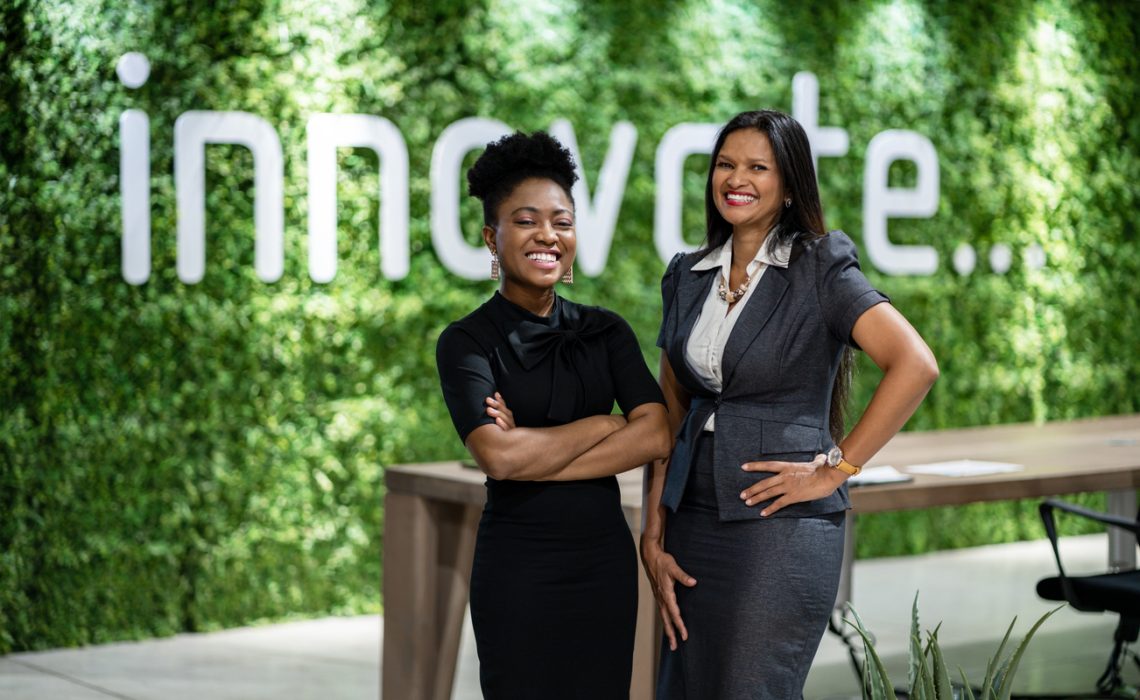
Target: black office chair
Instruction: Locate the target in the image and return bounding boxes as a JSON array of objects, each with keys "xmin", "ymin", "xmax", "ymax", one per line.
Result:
[{"xmin": 1036, "ymin": 498, "xmax": 1140, "ymax": 696}]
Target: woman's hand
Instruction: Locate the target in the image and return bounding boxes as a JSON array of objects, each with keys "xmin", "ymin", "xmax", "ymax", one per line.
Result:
[
  {"xmin": 484, "ymin": 392, "xmax": 515, "ymax": 430},
  {"xmin": 639, "ymin": 537, "xmax": 696, "ymax": 651},
  {"xmin": 739, "ymin": 454, "xmax": 847, "ymax": 516}
]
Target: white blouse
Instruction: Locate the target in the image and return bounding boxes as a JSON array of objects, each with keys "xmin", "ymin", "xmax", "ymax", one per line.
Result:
[{"xmin": 684, "ymin": 235, "xmax": 792, "ymax": 431}]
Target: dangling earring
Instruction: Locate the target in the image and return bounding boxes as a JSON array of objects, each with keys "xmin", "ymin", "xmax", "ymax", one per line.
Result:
[
  {"xmin": 784, "ymin": 197, "xmax": 792, "ymax": 208},
  {"xmin": 561, "ymin": 265, "xmax": 573, "ymax": 285},
  {"xmin": 490, "ymin": 249, "xmax": 499, "ymax": 281}
]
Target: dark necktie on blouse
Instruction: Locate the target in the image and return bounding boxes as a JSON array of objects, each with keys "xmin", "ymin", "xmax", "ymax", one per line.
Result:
[{"xmin": 506, "ymin": 303, "xmax": 618, "ymax": 423}]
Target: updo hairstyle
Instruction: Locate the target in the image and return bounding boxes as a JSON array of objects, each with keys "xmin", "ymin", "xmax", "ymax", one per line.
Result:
[{"xmin": 466, "ymin": 131, "xmax": 579, "ymax": 226}]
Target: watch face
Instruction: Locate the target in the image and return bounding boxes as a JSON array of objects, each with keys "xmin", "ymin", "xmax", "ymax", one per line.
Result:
[{"xmin": 826, "ymin": 446, "xmax": 843, "ymax": 467}]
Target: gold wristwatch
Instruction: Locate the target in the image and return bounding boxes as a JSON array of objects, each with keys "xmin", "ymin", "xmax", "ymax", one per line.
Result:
[{"xmin": 826, "ymin": 446, "xmax": 862, "ymax": 476}]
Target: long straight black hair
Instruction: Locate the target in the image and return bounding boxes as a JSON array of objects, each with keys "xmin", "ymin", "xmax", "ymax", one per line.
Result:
[{"xmin": 703, "ymin": 109, "xmax": 851, "ymax": 443}]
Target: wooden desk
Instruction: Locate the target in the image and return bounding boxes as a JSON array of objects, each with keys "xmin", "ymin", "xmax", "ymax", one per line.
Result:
[{"xmin": 381, "ymin": 415, "xmax": 1140, "ymax": 700}]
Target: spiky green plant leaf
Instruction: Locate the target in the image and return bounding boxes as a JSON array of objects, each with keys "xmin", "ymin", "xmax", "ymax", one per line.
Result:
[
  {"xmin": 908, "ymin": 593, "xmax": 926, "ymax": 697},
  {"xmin": 994, "ymin": 606, "xmax": 1064, "ymax": 699},
  {"xmin": 990, "ymin": 658, "xmax": 1012, "ymax": 698},
  {"xmin": 929, "ymin": 627, "xmax": 954, "ymax": 700},
  {"xmin": 980, "ymin": 617, "xmax": 1017, "ymax": 698},
  {"xmin": 958, "ymin": 668, "xmax": 977, "ymax": 700},
  {"xmin": 845, "ymin": 605, "xmax": 899, "ymax": 700},
  {"xmin": 912, "ymin": 633, "xmax": 935, "ymax": 700}
]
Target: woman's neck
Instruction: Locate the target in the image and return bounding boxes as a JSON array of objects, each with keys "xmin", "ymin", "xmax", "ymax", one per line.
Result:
[
  {"xmin": 730, "ymin": 222, "xmax": 773, "ymax": 270},
  {"xmin": 499, "ymin": 282, "xmax": 556, "ymax": 317}
]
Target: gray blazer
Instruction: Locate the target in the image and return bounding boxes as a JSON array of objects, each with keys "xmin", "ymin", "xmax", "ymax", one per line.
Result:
[{"xmin": 657, "ymin": 231, "xmax": 888, "ymax": 521}]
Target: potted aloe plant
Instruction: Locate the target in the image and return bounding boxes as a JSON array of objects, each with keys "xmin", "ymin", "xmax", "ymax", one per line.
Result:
[{"xmin": 844, "ymin": 594, "xmax": 1062, "ymax": 700}]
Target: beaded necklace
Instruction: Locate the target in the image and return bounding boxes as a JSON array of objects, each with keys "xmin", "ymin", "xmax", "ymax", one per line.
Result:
[{"xmin": 717, "ymin": 272, "xmax": 752, "ymax": 304}]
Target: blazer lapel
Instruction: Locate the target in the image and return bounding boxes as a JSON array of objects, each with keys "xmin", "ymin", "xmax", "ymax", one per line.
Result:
[{"xmin": 720, "ymin": 265, "xmax": 789, "ymax": 388}]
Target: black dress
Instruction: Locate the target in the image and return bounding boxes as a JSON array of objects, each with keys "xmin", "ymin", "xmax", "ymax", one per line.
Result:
[{"xmin": 436, "ymin": 292, "xmax": 664, "ymax": 699}]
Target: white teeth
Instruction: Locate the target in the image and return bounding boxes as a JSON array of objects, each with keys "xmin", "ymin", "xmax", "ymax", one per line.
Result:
[
  {"xmin": 527, "ymin": 252, "xmax": 558, "ymax": 262},
  {"xmin": 726, "ymin": 193, "xmax": 756, "ymax": 203}
]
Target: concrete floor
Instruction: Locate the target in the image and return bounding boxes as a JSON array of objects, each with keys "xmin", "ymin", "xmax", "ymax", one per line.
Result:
[{"xmin": 2, "ymin": 534, "xmax": 1136, "ymax": 699}]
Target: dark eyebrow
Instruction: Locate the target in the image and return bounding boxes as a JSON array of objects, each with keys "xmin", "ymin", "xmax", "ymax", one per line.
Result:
[
  {"xmin": 509, "ymin": 206, "xmax": 574, "ymax": 217},
  {"xmin": 718, "ymin": 154, "xmax": 770, "ymax": 164}
]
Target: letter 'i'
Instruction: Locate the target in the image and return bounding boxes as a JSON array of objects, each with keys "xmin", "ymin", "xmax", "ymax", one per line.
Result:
[{"xmin": 118, "ymin": 52, "xmax": 150, "ymax": 284}]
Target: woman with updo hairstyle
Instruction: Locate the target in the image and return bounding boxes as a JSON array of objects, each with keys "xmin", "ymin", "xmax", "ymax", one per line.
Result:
[
  {"xmin": 436, "ymin": 131, "xmax": 671, "ymax": 698},
  {"xmin": 642, "ymin": 110, "xmax": 939, "ymax": 698}
]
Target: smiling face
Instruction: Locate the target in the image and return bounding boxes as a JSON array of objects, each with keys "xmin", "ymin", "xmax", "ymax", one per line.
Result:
[
  {"xmin": 711, "ymin": 129, "xmax": 786, "ymax": 237},
  {"xmin": 482, "ymin": 177, "xmax": 576, "ymax": 297}
]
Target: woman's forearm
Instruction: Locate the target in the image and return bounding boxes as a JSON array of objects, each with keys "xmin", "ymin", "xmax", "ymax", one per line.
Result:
[
  {"xmin": 464, "ymin": 413, "xmax": 624, "ymax": 480},
  {"xmin": 841, "ymin": 354, "xmax": 938, "ymax": 466},
  {"xmin": 640, "ymin": 456, "xmax": 670, "ymax": 543},
  {"xmin": 541, "ymin": 404, "xmax": 671, "ymax": 481},
  {"xmin": 641, "ymin": 353, "xmax": 689, "ymax": 543}
]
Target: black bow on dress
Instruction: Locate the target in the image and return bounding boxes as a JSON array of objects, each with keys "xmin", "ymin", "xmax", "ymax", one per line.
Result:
[{"xmin": 501, "ymin": 297, "xmax": 617, "ymax": 423}]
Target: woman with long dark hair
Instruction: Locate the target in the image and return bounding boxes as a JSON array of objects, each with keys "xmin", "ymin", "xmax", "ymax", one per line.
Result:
[
  {"xmin": 436, "ymin": 131, "xmax": 671, "ymax": 698},
  {"xmin": 642, "ymin": 110, "xmax": 939, "ymax": 698}
]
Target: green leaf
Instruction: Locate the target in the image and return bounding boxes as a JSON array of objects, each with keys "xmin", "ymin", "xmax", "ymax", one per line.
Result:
[
  {"xmin": 845, "ymin": 605, "xmax": 899, "ymax": 700},
  {"xmin": 958, "ymin": 667, "xmax": 977, "ymax": 700},
  {"xmin": 980, "ymin": 617, "xmax": 1017, "ymax": 698},
  {"xmin": 929, "ymin": 628, "xmax": 954, "ymax": 700},
  {"xmin": 908, "ymin": 592, "xmax": 925, "ymax": 694},
  {"xmin": 912, "ymin": 634, "xmax": 935, "ymax": 700},
  {"xmin": 994, "ymin": 606, "xmax": 1064, "ymax": 699}
]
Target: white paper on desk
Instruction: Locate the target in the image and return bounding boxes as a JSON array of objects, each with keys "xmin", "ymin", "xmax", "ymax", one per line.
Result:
[
  {"xmin": 903, "ymin": 460, "xmax": 1024, "ymax": 477},
  {"xmin": 848, "ymin": 465, "xmax": 913, "ymax": 487}
]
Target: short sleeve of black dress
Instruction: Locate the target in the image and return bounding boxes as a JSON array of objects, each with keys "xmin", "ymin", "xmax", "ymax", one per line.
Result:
[
  {"xmin": 815, "ymin": 231, "xmax": 889, "ymax": 349},
  {"xmin": 436, "ymin": 322, "xmax": 497, "ymax": 443},
  {"xmin": 598, "ymin": 309, "xmax": 665, "ymax": 414}
]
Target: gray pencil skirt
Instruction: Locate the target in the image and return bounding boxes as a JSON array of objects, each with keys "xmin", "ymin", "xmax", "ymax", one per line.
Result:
[{"xmin": 657, "ymin": 435, "xmax": 846, "ymax": 700}]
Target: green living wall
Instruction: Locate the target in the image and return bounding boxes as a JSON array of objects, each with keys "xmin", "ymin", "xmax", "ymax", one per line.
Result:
[{"xmin": 1, "ymin": 0, "xmax": 1137, "ymax": 652}]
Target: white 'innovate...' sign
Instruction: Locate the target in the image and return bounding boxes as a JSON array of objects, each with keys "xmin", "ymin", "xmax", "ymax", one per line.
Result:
[{"xmin": 116, "ymin": 53, "xmax": 1041, "ymax": 285}]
